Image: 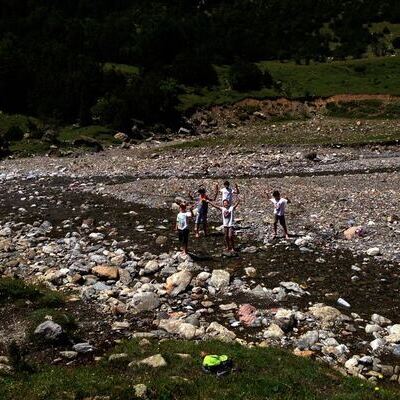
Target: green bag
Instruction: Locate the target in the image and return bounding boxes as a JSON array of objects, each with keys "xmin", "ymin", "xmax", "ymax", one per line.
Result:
[{"xmin": 202, "ymin": 355, "xmax": 232, "ymax": 376}]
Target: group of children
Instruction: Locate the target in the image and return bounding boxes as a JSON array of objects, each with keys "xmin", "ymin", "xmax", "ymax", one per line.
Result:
[{"xmin": 175, "ymin": 181, "xmax": 290, "ymax": 254}]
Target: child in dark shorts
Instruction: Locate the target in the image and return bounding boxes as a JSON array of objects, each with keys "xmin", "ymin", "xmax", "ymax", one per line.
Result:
[
  {"xmin": 188, "ymin": 184, "xmax": 218, "ymax": 238},
  {"xmin": 175, "ymin": 203, "xmax": 193, "ymax": 254},
  {"xmin": 270, "ymin": 190, "xmax": 291, "ymax": 239}
]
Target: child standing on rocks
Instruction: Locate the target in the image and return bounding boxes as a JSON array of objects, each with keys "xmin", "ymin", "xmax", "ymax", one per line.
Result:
[
  {"xmin": 175, "ymin": 202, "xmax": 194, "ymax": 254},
  {"xmin": 209, "ymin": 198, "xmax": 240, "ymax": 253},
  {"xmin": 270, "ymin": 190, "xmax": 291, "ymax": 239},
  {"xmin": 188, "ymin": 184, "xmax": 218, "ymax": 238},
  {"xmin": 218, "ymin": 181, "xmax": 240, "ymax": 206}
]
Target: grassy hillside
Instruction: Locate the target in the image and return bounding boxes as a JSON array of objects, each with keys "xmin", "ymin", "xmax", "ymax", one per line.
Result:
[
  {"xmin": 0, "ymin": 112, "xmax": 117, "ymax": 156},
  {"xmin": 102, "ymin": 56, "xmax": 400, "ymax": 112},
  {"xmin": 2, "ymin": 56, "xmax": 400, "ymax": 156},
  {"xmin": 180, "ymin": 57, "xmax": 400, "ymax": 111},
  {"xmin": 1, "ymin": 338, "xmax": 398, "ymax": 400}
]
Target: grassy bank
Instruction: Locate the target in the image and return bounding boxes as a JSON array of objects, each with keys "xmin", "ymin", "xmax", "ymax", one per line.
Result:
[
  {"xmin": 326, "ymin": 100, "xmax": 400, "ymax": 119},
  {"xmin": 2, "ymin": 57, "xmax": 400, "ymax": 156},
  {"xmin": 164, "ymin": 117, "xmax": 400, "ymax": 150},
  {"xmin": 0, "ymin": 111, "xmax": 117, "ymax": 156},
  {"xmin": 180, "ymin": 57, "xmax": 400, "ymax": 111},
  {"xmin": 1, "ymin": 338, "xmax": 398, "ymax": 400},
  {"xmin": 100, "ymin": 56, "xmax": 400, "ymax": 112}
]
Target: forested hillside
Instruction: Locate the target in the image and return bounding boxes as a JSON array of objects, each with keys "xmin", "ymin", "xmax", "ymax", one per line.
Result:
[{"xmin": 1, "ymin": 0, "xmax": 400, "ymax": 131}]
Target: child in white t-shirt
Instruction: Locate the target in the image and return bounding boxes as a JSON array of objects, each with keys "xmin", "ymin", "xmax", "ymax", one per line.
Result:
[
  {"xmin": 209, "ymin": 198, "xmax": 240, "ymax": 252},
  {"xmin": 270, "ymin": 190, "xmax": 290, "ymax": 239},
  {"xmin": 218, "ymin": 181, "xmax": 239, "ymax": 206},
  {"xmin": 175, "ymin": 203, "xmax": 194, "ymax": 254}
]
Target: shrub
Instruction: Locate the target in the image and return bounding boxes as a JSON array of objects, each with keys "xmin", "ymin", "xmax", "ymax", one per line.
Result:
[
  {"xmin": 228, "ymin": 61, "xmax": 265, "ymax": 91},
  {"xmin": 0, "ymin": 278, "xmax": 40, "ymax": 303},
  {"xmin": 171, "ymin": 53, "xmax": 218, "ymax": 87},
  {"xmin": 8, "ymin": 341, "xmax": 34, "ymax": 373},
  {"xmin": 29, "ymin": 309, "xmax": 77, "ymax": 338},
  {"xmin": 4, "ymin": 125, "xmax": 24, "ymax": 142},
  {"xmin": 392, "ymin": 37, "xmax": 400, "ymax": 49},
  {"xmin": 383, "ymin": 26, "xmax": 391, "ymax": 35},
  {"xmin": 353, "ymin": 65, "xmax": 367, "ymax": 74},
  {"xmin": 91, "ymin": 96, "xmax": 123, "ymax": 127},
  {"xmin": 37, "ymin": 291, "xmax": 65, "ymax": 308},
  {"xmin": 92, "ymin": 73, "xmax": 180, "ymax": 130},
  {"xmin": 0, "ymin": 278, "xmax": 64, "ymax": 307}
]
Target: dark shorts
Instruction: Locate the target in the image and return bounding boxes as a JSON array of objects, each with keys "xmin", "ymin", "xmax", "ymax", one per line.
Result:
[
  {"xmin": 195, "ymin": 209, "xmax": 208, "ymax": 224},
  {"xmin": 178, "ymin": 228, "xmax": 189, "ymax": 246},
  {"xmin": 274, "ymin": 215, "xmax": 286, "ymax": 226}
]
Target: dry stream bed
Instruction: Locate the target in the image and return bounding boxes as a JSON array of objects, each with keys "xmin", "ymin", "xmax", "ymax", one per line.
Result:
[{"xmin": 0, "ymin": 173, "xmax": 400, "ymax": 385}]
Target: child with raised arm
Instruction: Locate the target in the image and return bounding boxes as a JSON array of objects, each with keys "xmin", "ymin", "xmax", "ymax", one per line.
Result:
[
  {"xmin": 209, "ymin": 197, "xmax": 240, "ymax": 253},
  {"xmin": 270, "ymin": 190, "xmax": 291, "ymax": 239},
  {"xmin": 175, "ymin": 202, "xmax": 194, "ymax": 254},
  {"xmin": 188, "ymin": 184, "xmax": 218, "ymax": 238},
  {"xmin": 218, "ymin": 181, "xmax": 239, "ymax": 206}
]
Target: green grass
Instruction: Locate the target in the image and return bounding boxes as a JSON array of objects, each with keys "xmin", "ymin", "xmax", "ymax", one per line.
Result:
[
  {"xmin": 104, "ymin": 62, "xmax": 140, "ymax": 75},
  {"xmin": 371, "ymin": 22, "xmax": 400, "ymax": 37},
  {"xmin": 8, "ymin": 125, "xmax": 117, "ymax": 156},
  {"xmin": 0, "ymin": 112, "xmax": 117, "ymax": 156},
  {"xmin": 28, "ymin": 308, "xmax": 77, "ymax": 337},
  {"xmin": 9, "ymin": 139, "xmax": 51, "ymax": 156},
  {"xmin": 0, "ymin": 278, "xmax": 64, "ymax": 308},
  {"xmin": 259, "ymin": 57, "xmax": 400, "ymax": 97},
  {"xmin": 326, "ymin": 100, "xmax": 400, "ymax": 119},
  {"xmin": 0, "ymin": 113, "xmax": 40, "ymax": 137},
  {"xmin": 102, "ymin": 57, "xmax": 400, "ymax": 112},
  {"xmin": 178, "ymin": 86, "xmax": 276, "ymax": 112},
  {"xmin": 0, "ymin": 339, "xmax": 398, "ymax": 400},
  {"xmin": 57, "ymin": 125, "xmax": 116, "ymax": 144},
  {"xmin": 3, "ymin": 56, "xmax": 400, "ymax": 156},
  {"xmin": 178, "ymin": 57, "xmax": 400, "ymax": 111},
  {"xmin": 163, "ymin": 120, "xmax": 400, "ymax": 150}
]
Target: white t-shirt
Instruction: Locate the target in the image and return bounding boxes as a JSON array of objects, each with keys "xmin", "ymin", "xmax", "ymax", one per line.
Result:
[
  {"xmin": 222, "ymin": 206, "xmax": 235, "ymax": 227},
  {"xmin": 176, "ymin": 211, "xmax": 191, "ymax": 230},
  {"xmin": 270, "ymin": 198, "xmax": 288, "ymax": 216},
  {"xmin": 220, "ymin": 187, "xmax": 236, "ymax": 204}
]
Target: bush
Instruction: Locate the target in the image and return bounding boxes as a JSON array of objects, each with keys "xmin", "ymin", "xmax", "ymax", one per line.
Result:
[
  {"xmin": 353, "ymin": 65, "xmax": 367, "ymax": 74},
  {"xmin": 229, "ymin": 61, "xmax": 271, "ymax": 92},
  {"xmin": 91, "ymin": 95, "xmax": 124, "ymax": 127},
  {"xmin": 92, "ymin": 72, "xmax": 180, "ymax": 130},
  {"xmin": 263, "ymin": 68, "xmax": 274, "ymax": 88},
  {"xmin": 29, "ymin": 309, "xmax": 77, "ymax": 334},
  {"xmin": 0, "ymin": 278, "xmax": 40, "ymax": 303},
  {"xmin": 0, "ymin": 278, "xmax": 64, "ymax": 307},
  {"xmin": 383, "ymin": 26, "xmax": 391, "ymax": 35},
  {"xmin": 171, "ymin": 53, "xmax": 218, "ymax": 87},
  {"xmin": 4, "ymin": 125, "xmax": 24, "ymax": 142},
  {"xmin": 392, "ymin": 37, "xmax": 400, "ymax": 49},
  {"xmin": 8, "ymin": 342, "xmax": 34, "ymax": 373}
]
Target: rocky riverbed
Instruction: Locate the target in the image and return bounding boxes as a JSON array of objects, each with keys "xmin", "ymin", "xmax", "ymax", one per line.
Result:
[{"xmin": 1, "ymin": 120, "xmax": 400, "ymax": 384}]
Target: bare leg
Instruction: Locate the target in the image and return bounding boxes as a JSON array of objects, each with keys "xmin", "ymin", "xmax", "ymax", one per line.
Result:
[
  {"xmin": 281, "ymin": 217, "xmax": 289, "ymax": 239},
  {"xmin": 224, "ymin": 228, "xmax": 230, "ymax": 251},
  {"xmin": 229, "ymin": 229, "xmax": 235, "ymax": 252},
  {"xmin": 194, "ymin": 224, "xmax": 200, "ymax": 238}
]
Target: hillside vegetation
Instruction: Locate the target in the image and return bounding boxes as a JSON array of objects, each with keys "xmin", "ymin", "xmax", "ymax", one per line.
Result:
[
  {"xmin": 2, "ymin": 1, "xmax": 400, "ymax": 132},
  {"xmin": 180, "ymin": 57, "xmax": 400, "ymax": 111}
]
